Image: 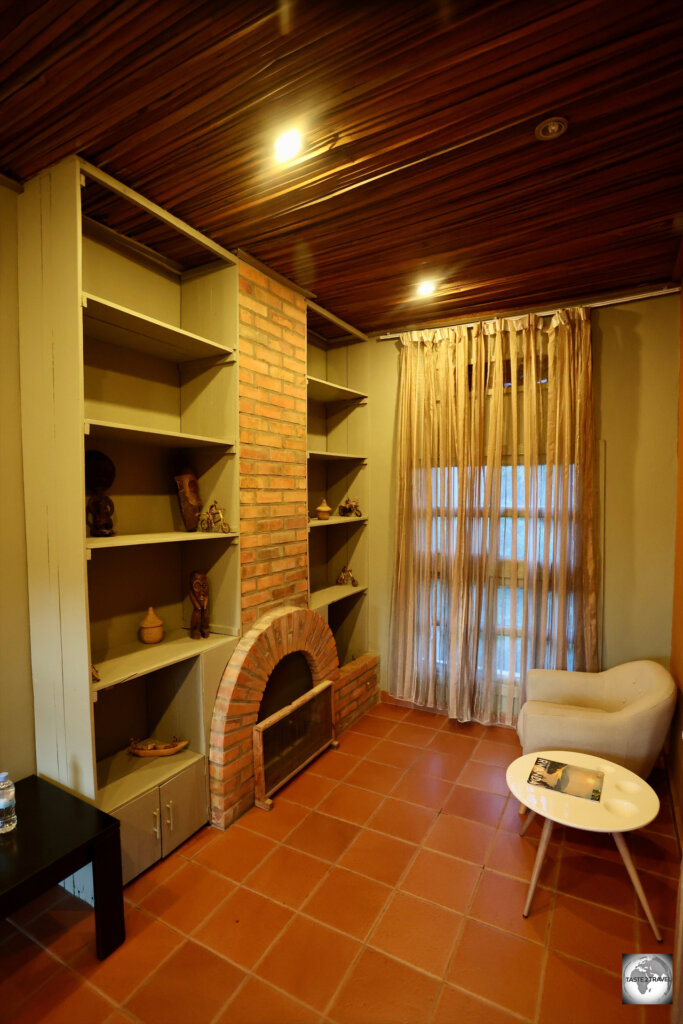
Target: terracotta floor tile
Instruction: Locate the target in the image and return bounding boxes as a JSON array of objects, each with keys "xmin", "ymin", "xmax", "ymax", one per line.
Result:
[
  {"xmin": 441, "ymin": 720, "xmax": 488, "ymax": 739},
  {"xmin": 485, "ymin": 828, "xmax": 561, "ymax": 886},
  {"xmin": 646, "ymin": 796, "xmax": 677, "ymax": 837},
  {"xmin": 344, "ymin": 758, "xmax": 405, "ymax": 794},
  {"xmin": 630, "ymin": 829, "xmax": 682, "ymax": 879},
  {"xmin": 457, "ymin": 760, "xmax": 510, "ymax": 797},
  {"xmin": 470, "ymin": 738, "xmax": 520, "ymax": 767},
  {"xmin": 480, "ymin": 725, "xmax": 521, "ymax": 748},
  {"xmin": 12, "ymin": 965, "xmax": 113, "ymax": 1024},
  {"xmin": 280, "ymin": 770, "xmax": 339, "ymax": 808},
  {"xmin": 217, "ymin": 976, "xmax": 319, "ymax": 1024},
  {"xmin": 336, "ymin": 730, "xmax": 380, "ymax": 758},
  {"xmin": 401, "ymin": 708, "xmax": 447, "ymax": 729},
  {"xmin": 338, "ymin": 829, "xmax": 418, "ymax": 886},
  {"xmin": 366, "ymin": 796, "xmax": 438, "ymax": 845},
  {"xmin": 246, "ymin": 842, "xmax": 331, "ymax": 908},
  {"xmin": 538, "ymin": 950, "xmax": 636, "ymax": 1023},
  {"xmin": 123, "ymin": 851, "xmax": 186, "ymax": 904},
  {"xmin": 104, "ymin": 1012, "xmax": 138, "ymax": 1024},
  {"xmin": 125, "ymin": 939, "xmax": 244, "ymax": 1024},
  {"xmin": 23, "ymin": 890, "xmax": 96, "ymax": 962},
  {"xmin": 308, "ymin": 749, "xmax": 359, "ymax": 780},
  {"xmin": 447, "ymin": 919, "xmax": 543, "ymax": 1019},
  {"xmin": 139, "ymin": 860, "xmax": 235, "ymax": 934},
  {"xmin": 256, "ymin": 915, "xmax": 360, "ymax": 1012},
  {"xmin": 0, "ymin": 928, "xmax": 63, "ymax": 1019},
  {"xmin": 427, "ymin": 731, "xmax": 479, "ymax": 758},
  {"xmin": 317, "ymin": 782, "xmax": 385, "ymax": 825},
  {"xmin": 194, "ymin": 886, "xmax": 293, "ymax": 968},
  {"xmin": 286, "ymin": 811, "xmax": 361, "ymax": 862},
  {"xmin": 563, "ymin": 823, "xmax": 621, "ymax": 863},
  {"xmin": 303, "ymin": 866, "xmax": 392, "ymax": 940},
  {"xmin": 237, "ymin": 799, "xmax": 309, "ymax": 841},
  {"xmin": 193, "ymin": 823, "xmax": 277, "ymax": 882},
  {"xmin": 368, "ymin": 890, "xmax": 462, "ymax": 977},
  {"xmin": 469, "ymin": 868, "xmax": 553, "ymax": 944},
  {"xmin": 550, "ymin": 893, "xmax": 638, "ymax": 975},
  {"xmin": 68, "ymin": 905, "xmax": 183, "ymax": 1002},
  {"xmin": 388, "ymin": 721, "xmax": 437, "ymax": 748},
  {"xmin": 329, "ymin": 947, "xmax": 441, "ymax": 1024},
  {"xmin": 344, "ymin": 715, "xmax": 396, "ymax": 739},
  {"xmin": 498, "ymin": 796, "xmax": 548, "ymax": 835},
  {"xmin": 177, "ymin": 824, "xmax": 220, "ymax": 859},
  {"xmin": 365, "ymin": 739, "xmax": 420, "ymax": 770},
  {"xmin": 364, "ymin": 703, "xmax": 408, "ymax": 722},
  {"xmin": 389, "ymin": 770, "xmax": 454, "ymax": 809},
  {"xmin": 632, "ymin": 869, "xmax": 679, "ymax": 932},
  {"xmin": 443, "ymin": 786, "xmax": 507, "ymax": 827},
  {"xmin": 7, "ymin": 885, "xmax": 66, "ymax": 928},
  {"xmin": 432, "ymin": 985, "xmax": 524, "ymax": 1024},
  {"xmin": 400, "ymin": 849, "xmax": 481, "ymax": 912},
  {"xmin": 557, "ymin": 849, "xmax": 637, "ymax": 916},
  {"xmin": 410, "ymin": 748, "xmax": 469, "ymax": 782},
  {"xmin": 425, "ymin": 813, "xmax": 495, "ymax": 865}
]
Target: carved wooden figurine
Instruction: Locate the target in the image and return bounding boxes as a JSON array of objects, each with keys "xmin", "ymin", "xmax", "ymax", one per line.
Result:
[
  {"xmin": 174, "ymin": 467, "xmax": 201, "ymax": 532},
  {"xmin": 85, "ymin": 450, "xmax": 116, "ymax": 537},
  {"xmin": 189, "ymin": 570, "xmax": 210, "ymax": 638}
]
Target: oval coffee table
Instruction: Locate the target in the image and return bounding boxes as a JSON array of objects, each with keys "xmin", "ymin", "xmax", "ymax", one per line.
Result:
[{"xmin": 506, "ymin": 749, "xmax": 662, "ymax": 941}]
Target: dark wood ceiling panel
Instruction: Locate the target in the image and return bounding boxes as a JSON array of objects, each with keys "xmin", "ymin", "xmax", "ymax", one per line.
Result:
[{"xmin": 1, "ymin": 0, "xmax": 681, "ymax": 334}]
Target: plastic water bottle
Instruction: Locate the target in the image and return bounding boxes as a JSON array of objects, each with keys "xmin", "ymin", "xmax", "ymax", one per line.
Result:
[{"xmin": 0, "ymin": 772, "xmax": 17, "ymax": 833}]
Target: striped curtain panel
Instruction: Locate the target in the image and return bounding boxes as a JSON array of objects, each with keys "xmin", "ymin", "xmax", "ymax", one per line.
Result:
[{"xmin": 388, "ymin": 308, "xmax": 599, "ymax": 725}]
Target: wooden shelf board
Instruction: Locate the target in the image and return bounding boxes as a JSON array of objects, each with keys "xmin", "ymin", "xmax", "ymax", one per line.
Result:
[
  {"xmin": 82, "ymin": 293, "xmax": 232, "ymax": 362},
  {"xmin": 307, "ymin": 375, "xmax": 367, "ymax": 404},
  {"xmin": 309, "ymin": 584, "xmax": 368, "ymax": 611},
  {"xmin": 87, "ymin": 531, "xmax": 237, "ymax": 550},
  {"xmin": 307, "ymin": 449, "xmax": 367, "ymax": 462},
  {"xmin": 96, "ymin": 746, "xmax": 205, "ymax": 813},
  {"xmin": 308, "ymin": 515, "xmax": 368, "ymax": 528},
  {"xmin": 85, "ymin": 419, "xmax": 234, "ymax": 449},
  {"xmin": 91, "ymin": 629, "xmax": 238, "ymax": 692}
]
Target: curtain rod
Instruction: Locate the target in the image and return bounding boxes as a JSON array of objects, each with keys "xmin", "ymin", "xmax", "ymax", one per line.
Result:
[{"xmin": 375, "ymin": 286, "xmax": 680, "ymax": 340}]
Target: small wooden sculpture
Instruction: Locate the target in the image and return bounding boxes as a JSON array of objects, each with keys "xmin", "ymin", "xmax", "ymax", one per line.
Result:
[
  {"xmin": 139, "ymin": 606, "xmax": 164, "ymax": 644},
  {"xmin": 336, "ymin": 566, "xmax": 359, "ymax": 587},
  {"xmin": 85, "ymin": 450, "xmax": 116, "ymax": 536},
  {"xmin": 316, "ymin": 498, "xmax": 332, "ymax": 520},
  {"xmin": 174, "ymin": 467, "xmax": 201, "ymax": 532},
  {"xmin": 189, "ymin": 570, "xmax": 210, "ymax": 638},
  {"xmin": 128, "ymin": 737, "xmax": 189, "ymax": 758},
  {"xmin": 338, "ymin": 496, "xmax": 363, "ymax": 517}
]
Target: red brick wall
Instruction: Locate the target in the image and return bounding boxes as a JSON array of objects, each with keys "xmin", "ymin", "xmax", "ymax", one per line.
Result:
[
  {"xmin": 334, "ymin": 654, "xmax": 379, "ymax": 733},
  {"xmin": 237, "ymin": 264, "xmax": 308, "ymax": 627}
]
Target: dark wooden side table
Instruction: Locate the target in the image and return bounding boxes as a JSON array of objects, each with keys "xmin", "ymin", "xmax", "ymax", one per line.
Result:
[{"xmin": 0, "ymin": 775, "xmax": 125, "ymax": 959}]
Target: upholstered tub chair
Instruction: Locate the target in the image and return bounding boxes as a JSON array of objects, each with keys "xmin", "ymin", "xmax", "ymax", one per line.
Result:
[{"xmin": 517, "ymin": 660, "xmax": 676, "ymax": 779}]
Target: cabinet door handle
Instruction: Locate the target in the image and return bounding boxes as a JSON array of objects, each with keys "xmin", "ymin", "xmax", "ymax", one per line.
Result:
[
  {"xmin": 166, "ymin": 800, "xmax": 174, "ymax": 831},
  {"xmin": 152, "ymin": 808, "xmax": 160, "ymax": 839}
]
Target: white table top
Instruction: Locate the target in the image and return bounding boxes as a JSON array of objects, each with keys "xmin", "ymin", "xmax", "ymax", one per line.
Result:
[{"xmin": 506, "ymin": 750, "xmax": 660, "ymax": 834}]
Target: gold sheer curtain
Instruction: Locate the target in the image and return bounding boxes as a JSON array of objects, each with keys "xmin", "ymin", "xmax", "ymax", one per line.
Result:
[{"xmin": 389, "ymin": 308, "xmax": 598, "ymax": 724}]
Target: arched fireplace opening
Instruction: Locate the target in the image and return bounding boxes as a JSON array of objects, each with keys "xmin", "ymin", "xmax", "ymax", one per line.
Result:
[{"xmin": 257, "ymin": 651, "xmax": 313, "ymax": 722}]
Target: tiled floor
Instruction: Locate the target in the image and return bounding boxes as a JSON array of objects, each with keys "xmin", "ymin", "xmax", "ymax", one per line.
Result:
[{"xmin": 1, "ymin": 705, "xmax": 679, "ymax": 1024}]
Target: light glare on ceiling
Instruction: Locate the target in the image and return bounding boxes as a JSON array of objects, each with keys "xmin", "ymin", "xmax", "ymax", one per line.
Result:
[
  {"xmin": 417, "ymin": 280, "xmax": 436, "ymax": 296},
  {"xmin": 275, "ymin": 129, "xmax": 302, "ymax": 162}
]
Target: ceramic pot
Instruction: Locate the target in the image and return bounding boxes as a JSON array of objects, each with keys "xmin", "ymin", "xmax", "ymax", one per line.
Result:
[
  {"xmin": 139, "ymin": 606, "xmax": 164, "ymax": 644},
  {"xmin": 316, "ymin": 498, "xmax": 332, "ymax": 520}
]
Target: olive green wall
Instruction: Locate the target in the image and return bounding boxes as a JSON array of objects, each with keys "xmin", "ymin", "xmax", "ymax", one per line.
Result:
[
  {"xmin": 367, "ymin": 295, "xmax": 680, "ymax": 694},
  {"xmin": 0, "ymin": 178, "xmax": 36, "ymax": 780}
]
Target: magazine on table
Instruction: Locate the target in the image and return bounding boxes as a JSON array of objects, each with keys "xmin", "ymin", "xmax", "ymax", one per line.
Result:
[{"xmin": 527, "ymin": 756, "xmax": 604, "ymax": 801}]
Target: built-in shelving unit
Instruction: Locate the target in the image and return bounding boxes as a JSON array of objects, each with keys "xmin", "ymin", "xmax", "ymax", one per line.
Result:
[
  {"xmin": 18, "ymin": 155, "xmax": 241, "ymax": 887},
  {"xmin": 306, "ymin": 309, "xmax": 370, "ymax": 663}
]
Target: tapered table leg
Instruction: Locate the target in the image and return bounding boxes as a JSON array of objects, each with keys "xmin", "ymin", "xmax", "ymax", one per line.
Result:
[
  {"xmin": 523, "ymin": 816, "xmax": 553, "ymax": 918},
  {"xmin": 520, "ymin": 810, "xmax": 537, "ymax": 837},
  {"xmin": 612, "ymin": 831, "xmax": 662, "ymax": 942}
]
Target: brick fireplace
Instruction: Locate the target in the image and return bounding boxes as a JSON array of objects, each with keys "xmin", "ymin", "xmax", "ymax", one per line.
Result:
[{"xmin": 208, "ymin": 266, "xmax": 379, "ymax": 828}]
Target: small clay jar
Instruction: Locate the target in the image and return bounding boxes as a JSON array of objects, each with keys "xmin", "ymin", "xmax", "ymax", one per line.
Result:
[
  {"xmin": 316, "ymin": 498, "xmax": 332, "ymax": 520},
  {"xmin": 139, "ymin": 606, "xmax": 164, "ymax": 644}
]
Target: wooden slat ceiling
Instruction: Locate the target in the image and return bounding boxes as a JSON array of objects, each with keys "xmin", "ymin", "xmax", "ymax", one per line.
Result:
[{"xmin": 1, "ymin": 0, "xmax": 682, "ymax": 337}]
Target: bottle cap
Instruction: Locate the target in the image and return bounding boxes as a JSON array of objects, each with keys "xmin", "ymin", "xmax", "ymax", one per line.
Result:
[{"xmin": 0, "ymin": 772, "xmax": 7, "ymax": 782}]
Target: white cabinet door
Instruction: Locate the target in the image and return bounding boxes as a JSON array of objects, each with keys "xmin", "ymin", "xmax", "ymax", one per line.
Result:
[
  {"xmin": 115, "ymin": 789, "xmax": 162, "ymax": 885},
  {"xmin": 160, "ymin": 760, "xmax": 208, "ymax": 856}
]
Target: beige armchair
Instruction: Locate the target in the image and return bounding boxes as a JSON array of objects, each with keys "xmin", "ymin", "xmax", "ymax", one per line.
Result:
[{"xmin": 517, "ymin": 660, "xmax": 676, "ymax": 778}]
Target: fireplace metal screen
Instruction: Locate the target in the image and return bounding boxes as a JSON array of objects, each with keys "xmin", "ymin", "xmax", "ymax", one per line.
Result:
[{"xmin": 253, "ymin": 679, "xmax": 336, "ymax": 810}]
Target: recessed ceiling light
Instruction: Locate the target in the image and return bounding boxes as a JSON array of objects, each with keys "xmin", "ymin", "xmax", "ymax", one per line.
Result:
[
  {"xmin": 534, "ymin": 116, "xmax": 568, "ymax": 141},
  {"xmin": 417, "ymin": 280, "xmax": 436, "ymax": 297},
  {"xmin": 275, "ymin": 129, "xmax": 302, "ymax": 162}
]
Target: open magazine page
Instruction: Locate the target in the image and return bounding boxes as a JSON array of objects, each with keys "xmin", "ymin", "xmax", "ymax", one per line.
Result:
[{"xmin": 527, "ymin": 756, "xmax": 604, "ymax": 801}]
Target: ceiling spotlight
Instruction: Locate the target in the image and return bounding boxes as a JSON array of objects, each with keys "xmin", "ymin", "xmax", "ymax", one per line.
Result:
[
  {"xmin": 275, "ymin": 129, "xmax": 302, "ymax": 162},
  {"xmin": 417, "ymin": 280, "xmax": 436, "ymax": 297},
  {"xmin": 534, "ymin": 116, "xmax": 568, "ymax": 141}
]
